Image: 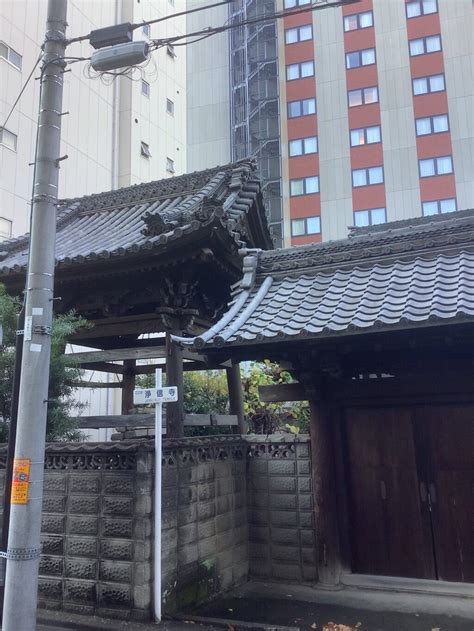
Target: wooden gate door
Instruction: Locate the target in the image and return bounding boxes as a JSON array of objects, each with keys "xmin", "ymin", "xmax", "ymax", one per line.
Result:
[
  {"xmin": 345, "ymin": 407, "xmax": 436, "ymax": 579},
  {"xmin": 345, "ymin": 404, "xmax": 474, "ymax": 582},
  {"xmin": 415, "ymin": 405, "xmax": 474, "ymax": 582}
]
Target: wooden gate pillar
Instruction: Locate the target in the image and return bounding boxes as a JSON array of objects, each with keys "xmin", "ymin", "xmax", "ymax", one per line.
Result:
[
  {"xmin": 226, "ymin": 361, "xmax": 247, "ymax": 434},
  {"xmin": 121, "ymin": 359, "xmax": 136, "ymax": 415},
  {"xmin": 166, "ymin": 334, "xmax": 184, "ymax": 438},
  {"xmin": 309, "ymin": 398, "xmax": 341, "ymax": 585}
]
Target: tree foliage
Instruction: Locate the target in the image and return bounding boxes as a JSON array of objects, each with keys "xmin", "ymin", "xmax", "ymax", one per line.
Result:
[
  {"xmin": 138, "ymin": 361, "xmax": 309, "ymax": 435},
  {"xmin": 241, "ymin": 361, "xmax": 309, "ymax": 434},
  {"xmin": 0, "ymin": 284, "xmax": 90, "ymax": 442}
]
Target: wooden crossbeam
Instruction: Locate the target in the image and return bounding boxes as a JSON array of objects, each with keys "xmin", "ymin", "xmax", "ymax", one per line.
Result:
[
  {"xmin": 258, "ymin": 382, "xmax": 307, "ymax": 402},
  {"xmin": 76, "ymin": 413, "xmax": 238, "ymax": 429},
  {"xmin": 67, "ymin": 346, "xmax": 168, "ymax": 364},
  {"xmin": 84, "ymin": 361, "xmax": 125, "ymax": 374}
]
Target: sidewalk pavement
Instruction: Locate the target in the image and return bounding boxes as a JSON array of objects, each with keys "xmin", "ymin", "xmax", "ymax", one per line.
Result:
[
  {"xmin": 36, "ymin": 609, "xmax": 218, "ymax": 631},
  {"xmin": 185, "ymin": 581, "xmax": 474, "ymax": 631},
  {"xmin": 28, "ymin": 580, "xmax": 474, "ymax": 631}
]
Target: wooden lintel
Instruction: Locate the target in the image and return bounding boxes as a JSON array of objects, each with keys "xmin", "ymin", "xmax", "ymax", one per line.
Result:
[
  {"xmin": 84, "ymin": 362, "xmax": 125, "ymax": 374},
  {"xmin": 68, "ymin": 345, "xmax": 167, "ymax": 364},
  {"xmin": 258, "ymin": 382, "xmax": 308, "ymax": 402},
  {"xmin": 74, "ymin": 381, "xmax": 123, "ymax": 388},
  {"xmin": 70, "ymin": 316, "xmax": 166, "ymax": 340},
  {"xmin": 76, "ymin": 413, "xmax": 238, "ymax": 429}
]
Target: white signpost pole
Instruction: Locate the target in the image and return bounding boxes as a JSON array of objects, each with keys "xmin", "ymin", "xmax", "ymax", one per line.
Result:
[
  {"xmin": 133, "ymin": 375, "xmax": 178, "ymax": 622},
  {"xmin": 154, "ymin": 367, "xmax": 162, "ymax": 623}
]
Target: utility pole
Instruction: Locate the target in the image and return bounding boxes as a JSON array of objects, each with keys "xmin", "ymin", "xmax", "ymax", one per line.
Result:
[{"xmin": 2, "ymin": 1, "xmax": 68, "ymax": 628}]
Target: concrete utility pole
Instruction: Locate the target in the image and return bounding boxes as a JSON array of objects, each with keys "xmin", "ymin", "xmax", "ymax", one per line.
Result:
[{"xmin": 2, "ymin": 1, "xmax": 67, "ymax": 628}]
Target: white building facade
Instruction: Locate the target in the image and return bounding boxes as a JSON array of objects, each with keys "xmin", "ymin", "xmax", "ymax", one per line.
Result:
[{"xmin": 0, "ymin": 0, "xmax": 187, "ymax": 239}]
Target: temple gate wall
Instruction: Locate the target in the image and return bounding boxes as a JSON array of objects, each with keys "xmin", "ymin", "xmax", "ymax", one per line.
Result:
[{"xmin": 0, "ymin": 435, "xmax": 315, "ymax": 620}]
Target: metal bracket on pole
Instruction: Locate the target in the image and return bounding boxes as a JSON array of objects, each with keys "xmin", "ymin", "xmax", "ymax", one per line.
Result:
[{"xmin": 0, "ymin": 548, "xmax": 42, "ymax": 561}]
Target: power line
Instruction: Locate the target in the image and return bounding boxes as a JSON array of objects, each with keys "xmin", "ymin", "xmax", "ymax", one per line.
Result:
[
  {"xmin": 1, "ymin": 53, "xmax": 43, "ymax": 131},
  {"xmin": 66, "ymin": 0, "xmax": 235, "ymax": 45},
  {"xmin": 149, "ymin": 0, "xmax": 360, "ymax": 51},
  {"xmin": 137, "ymin": 0, "xmax": 234, "ymax": 30},
  {"xmin": 1, "ymin": 55, "xmax": 90, "ymax": 133}
]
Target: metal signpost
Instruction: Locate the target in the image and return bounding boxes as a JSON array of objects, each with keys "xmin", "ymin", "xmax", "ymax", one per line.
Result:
[{"xmin": 133, "ymin": 370, "xmax": 177, "ymax": 623}]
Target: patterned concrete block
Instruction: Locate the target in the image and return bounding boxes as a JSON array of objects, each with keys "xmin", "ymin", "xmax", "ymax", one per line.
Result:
[
  {"xmin": 64, "ymin": 579, "xmax": 96, "ymax": 604},
  {"xmin": 268, "ymin": 476, "xmax": 297, "ymax": 493},
  {"xmin": 67, "ymin": 537, "xmax": 97, "ymax": 558},
  {"xmin": 39, "ymin": 555, "xmax": 63, "ymax": 576},
  {"xmin": 100, "ymin": 539, "xmax": 133, "ymax": 561},
  {"xmin": 69, "ymin": 495, "xmax": 99, "ymax": 515},
  {"xmin": 65, "ymin": 558, "xmax": 97, "ymax": 580},
  {"xmin": 42, "ymin": 494, "xmax": 66, "ymax": 513},
  {"xmin": 102, "ymin": 496, "xmax": 134, "ymax": 516},
  {"xmin": 267, "ymin": 460, "xmax": 296, "ymax": 475},
  {"xmin": 99, "ymin": 561, "xmax": 132, "ymax": 584},
  {"xmin": 41, "ymin": 514, "xmax": 66, "ymax": 534}
]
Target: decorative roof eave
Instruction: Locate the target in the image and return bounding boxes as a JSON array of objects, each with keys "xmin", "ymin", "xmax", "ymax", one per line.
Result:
[
  {"xmin": 172, "ymin": 247, "xmax": 474, "ymax": 352},
  {"xmin": 259, "ymin": 208, "xmax": 474, "ymax": 277},
  {"xmin": 200, "ymin": 311, "xmax": 474, "ymax": 351},
  {"xmin": 0, "ymin": 160, "xmax": 273, "ymax": 283}
]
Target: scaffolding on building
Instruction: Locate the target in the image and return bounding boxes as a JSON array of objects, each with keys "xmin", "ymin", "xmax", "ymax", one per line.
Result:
[{"xmin": 229, "ymin": 0, "xmax": 283, "ymax": 246}]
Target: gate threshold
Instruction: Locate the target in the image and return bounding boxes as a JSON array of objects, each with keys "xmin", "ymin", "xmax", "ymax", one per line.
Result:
[{"xmin": 341, "ymin": 573, "xmax": 474, "ymax": 600}]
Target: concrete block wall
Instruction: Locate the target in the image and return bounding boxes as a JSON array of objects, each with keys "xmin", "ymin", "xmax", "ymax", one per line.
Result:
[
  {"xmin": 245, "ymin": 436, "xmax": 317, "ymax": 582},
  {"xmin": 0, "ymin": 434, "xmax": 317, "ymax": 620},
  {"xmin": 160, "ymin": 437, "xmax": 249, "ymax": 612},
  {"xmin": 37, "ymin": 443, "xmax": 154, "ymax": 621}
]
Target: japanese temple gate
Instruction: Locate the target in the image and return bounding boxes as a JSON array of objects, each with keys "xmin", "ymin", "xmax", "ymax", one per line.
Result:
[{"xmin": 1, "ymin": 162, "xmax": 473, "ymax": 589}]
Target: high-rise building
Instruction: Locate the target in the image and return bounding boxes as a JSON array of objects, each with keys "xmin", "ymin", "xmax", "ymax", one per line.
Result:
[
  {"xmin": 188, "ymin": 0, "xmax": 473, "ymax": 247},
  {"xmin": 0, "ymin": 0, "xmax": 187, "ymax": 240}
]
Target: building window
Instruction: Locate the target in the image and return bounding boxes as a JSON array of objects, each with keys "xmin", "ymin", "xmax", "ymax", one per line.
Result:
[
  {"xmin": 285, "ymin": 0, "xmax": 311, "ymax": 7},
  {"xmin": 142, "ymin": 23, "xmax": 150, "ymax": 38},
  {"xmin": 419, "ymin": 156, "xmax": 453, "ymax": 177},
  {"xmin": 354, "ymin": 208, "xmax": 386, "ymax": 227},
  {"xmin": 350, "ymin": 125, "xmax": 381, "ymax": 146},
  {"xmin": 0, "ymin": 217, "xmax": 12, "ymax": 240},
  {"xmin": 348, "ymin": 86, "xmax": 378, "ymax": 107},
  {"xmin": 412, "ymin": 73, "xmax": 445, "ymax": 95},
  {"xmin": 291, "ymin": 216, "xmax": 321, "ymax": 236},
  {"xmin": 285, "ymin": 25, "xmax": 313, "ymax": 44},
  {"xmin": 406, "ymin": 0, "xmax": 438, "ymax": 18},
  {"xmin": 290, "ymin": 176, "xmax": 319, "ymax": 196},
  {"xmin": 140, "ymin": 141, "xmax": 151, "ymax": 158},
  {"xmin": 0, "ymin": 41, "xmax": 22, "ymax": 70},
  {"xmin": 286, "ymin": 60, "xmax": 314, "ymax": 80},
  {"xmin": 352, "ymin": 166, "xmax": 384, "ymax": 187},
  {"xmin": 343, "ymin": 11, "xmax": 373, "ymax": 31},
  {"xmin": 422, "ymin": 198, "xmax": 457, "ymax": 216},
  {"xmin": 288, "ymin": 98, "xmax": 316, "ymax": 118},
  {"xmin": 0, "ymin": 127, "xmax": 17, "ymax": 151},
  {"xmin": 415, "ymin": 114, "xmax": 449, "ymax": 136},
  {"xmin": 166, "ymin": 157, "xmax": 175, "ymax": 173},
  {"xmin": 289, "ymin": 136, "xmax": 318, "ymax": 156},
  {"xmin": 141, "ymin": 80, "xmax": 150, "ymax": 97},
  {"xmin": 166, "ymin": 98, "xmax": 174, "ymax": 115},
  {"xmin": 345, "ymin": 48, "xmax": 376, "ymax": 69},
  {"xmin": 409, "ymin": 34, "xmax": 441, "ymax": 56},
  {"xmin": 167, "ymin": 44, "xmax": 176, "ymax": 58}
]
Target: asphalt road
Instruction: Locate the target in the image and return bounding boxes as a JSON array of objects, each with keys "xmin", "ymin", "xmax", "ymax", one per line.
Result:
[{"xmin": 188, "ymin": 594, "xmax": 474, "ymax": 631}]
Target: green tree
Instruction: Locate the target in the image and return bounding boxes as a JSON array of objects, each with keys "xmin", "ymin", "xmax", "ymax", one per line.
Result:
[
  {"xmin": 241, "ymin": 361, "xmax": 310, "ymax": 434},
  {"xmin": 0, "ymin": 284, "xmax": 90, "ymax": 442},
  {"xmin": 137, "ymin": 370, "xmax": 231, "ymax": 436},
  {"xmin": 138, "ymin": 362, "xmax": 309, "ymax": 435}
]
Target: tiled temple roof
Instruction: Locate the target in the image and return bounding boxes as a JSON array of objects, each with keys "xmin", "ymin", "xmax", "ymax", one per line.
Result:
[
  {"xmin": 176, "ymin": 209, "xmax": 474, "ymax": 348},
  {"xmin": 0, "ymin": 159, "xmax": 273, "ymax": 276}
]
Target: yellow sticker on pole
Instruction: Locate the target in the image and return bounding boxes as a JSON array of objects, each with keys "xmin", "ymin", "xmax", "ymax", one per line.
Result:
[{"xmin": 11, "ymin": 458, "xmax": 31, "ymax": 505}]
